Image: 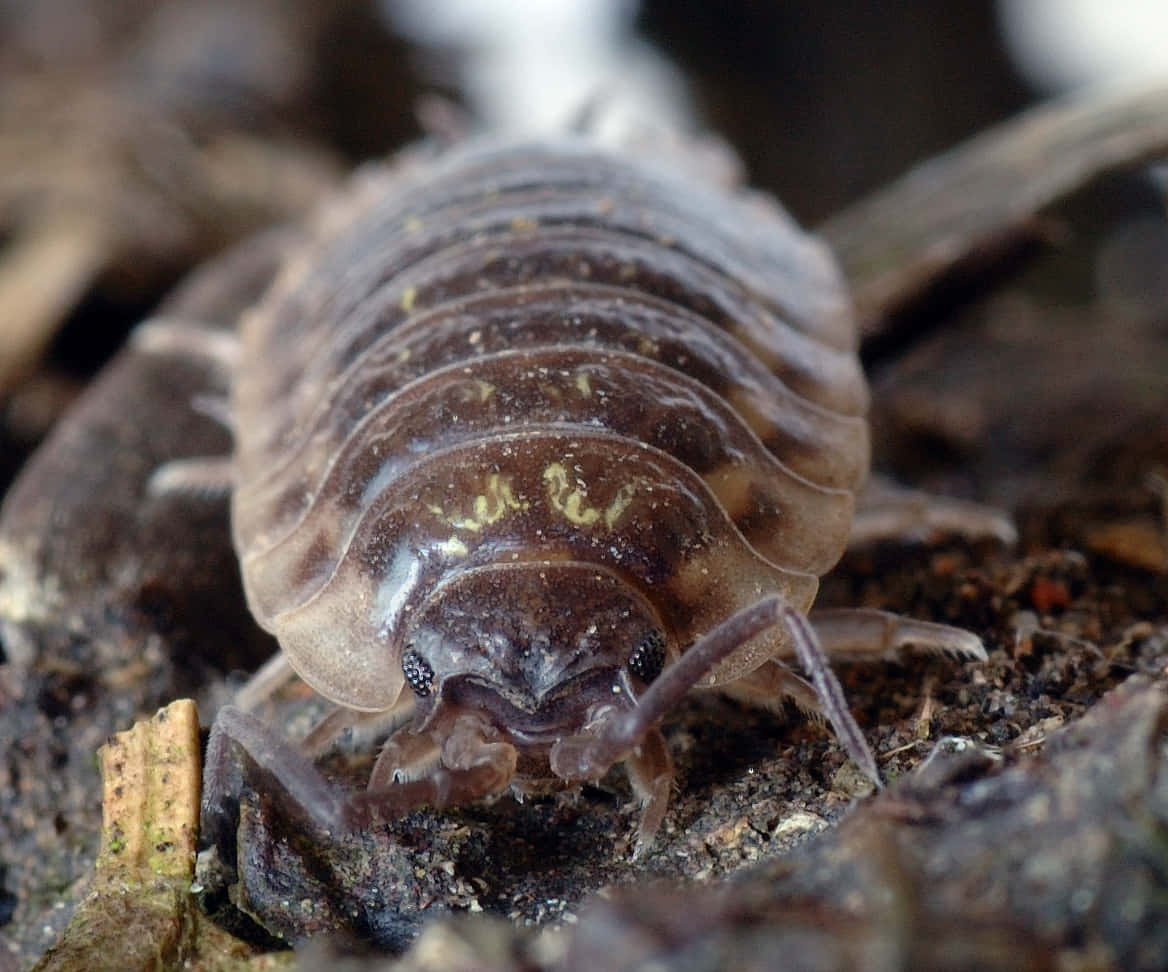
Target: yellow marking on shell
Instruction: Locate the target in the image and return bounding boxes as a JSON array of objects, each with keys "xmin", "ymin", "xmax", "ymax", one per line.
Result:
[
  {"xmin": 404, "ymin": 216, "xmax": 423, "ymax": 233},
  {"xmin": 602, "ymin": 481, "xmax": 638, "ymax": 529},
  {"xmin": 574, "ymin": 372, "xmax": 592, "ymax": 396},
  {"xmin": 544, "ymin": 463, "xmax": 600, "ymax": 526},
  {"xmin": 399, "ymin": 286, "xmax": 417, "ymax": 313},
  {"xmin": 428, "ymin": 473, "xmax": 528, "ymax": 533},
  {"xmin": 475, "ymin": 379, "xmax": 496, "ymax": 402},
  {"xmin": 543, "ymin": 463, "xmax": 639, "ymax": 530},
  {"xmin": 511, "ymin": 216, "xmax": 538, "ymax": 232},
  {"xmin": 438, "ymin": 536, "xmax": 469, "ymax": 557}
]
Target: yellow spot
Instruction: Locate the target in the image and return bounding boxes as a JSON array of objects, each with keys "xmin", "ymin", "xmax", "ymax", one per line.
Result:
[
  {"xmin": 438, "ymin": 536, "xmax": 469, "ymax": 557},
  {"xmin": 405, "ymin": 216, "xmax": 423, "ymax": 233},
  {"xmin": 511, "ymin": 216, "xmax": 538, "ymax": 232},
  {"xmin": 429, "ymin": 474, "xmax": 528, "ymax": 533},
  {"xmin": 603, "ymin": 481, "xmax": 638, "ymax": 529},
  {"xmin": 543, "ymin": 463, "xmax": 639, "ymax": 530},
  {"xmin": 400, "ymin": 286, "xmax": 417, "ymax": 313},
  {"xmin": 574, "ymin": 372, "xmax": 592, "ymax": 397},
  {"xmin": 475, "ymin": 379, "xmax": 495, "ymax": 402},
  {"xmin": 544, "ymin": 463, "xmax": 599, "ymax": 526},
  {"xmin": 397, "ymin": 347, "xmax": 412, "ymax": 363}
]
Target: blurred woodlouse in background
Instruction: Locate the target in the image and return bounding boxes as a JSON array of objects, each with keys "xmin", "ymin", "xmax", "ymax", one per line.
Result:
[{"xmin": 151, "ymin": 134, "xmax": 992, "ymax": 858}]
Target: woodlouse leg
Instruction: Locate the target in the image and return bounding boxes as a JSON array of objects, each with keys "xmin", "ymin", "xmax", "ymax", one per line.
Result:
[
  {"xmin": 146, "ymin": 456, "xmax": 235, "ymax": 498},
  {"xmin": 717, "ymin": 659, "xmax": 826, "ymax": 719},
  {"xmin": 783, "ymin": 609, "xmax": 880, "ymax": 783},
  {"xmin": 202, "ymin": 706, "xmax": 517, "ymax": 855},
  {"xmin": 623, "ymin": 727, "xmax": 674, "ymax": 858},
  {"xmin": 130, "ymin": 316, "xmax": 241, "ymax": 373},
  {"xmin": 301, "ymin": 689, "xmax": 416, "ymax": 760},
  {"xmin": 297, "ymin": 705, "xmax": 363, "ymax": 756},
  {"xmin": 368, "ymin": 729, "xmax": 442, "ymax": 788},
  {"xmin": 849, "ymin": 475, "xmax": 1017, "ymax": 548},
  {"xmin": 351, "ymin": 715, "xmax": 518, "ymax": 823},
  {"xmin": 723, "ymin": 611, "xmax": 985, "ymax": 775},
  {"xmin": 201, "ymin": 705, "xmax": 353, "ymax": 877},
  {"xmin": 810, "ymin": 608, "xmax": 988, "ymax": 662},
  {"xmin": 132, "ymin": 316, "xmax": 239, "ymax": 498},
  {"xmin": 232, "ymin": 651, "xmax": 297, "ymax": 712}
]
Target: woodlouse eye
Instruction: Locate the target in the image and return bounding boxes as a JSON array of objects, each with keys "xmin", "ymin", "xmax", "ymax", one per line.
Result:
[
  {"xmin": 628, "ymin": 630, "xmax": 665, "ymax": 683},
  {"xmin": 402, "ymin": 648, "xmax": 435, "ymax": 697}
]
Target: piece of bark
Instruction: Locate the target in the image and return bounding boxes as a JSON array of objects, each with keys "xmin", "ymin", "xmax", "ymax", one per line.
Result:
[{"xmin": 27, "ymin": 700, "xmax": 292, "ymax": 972}]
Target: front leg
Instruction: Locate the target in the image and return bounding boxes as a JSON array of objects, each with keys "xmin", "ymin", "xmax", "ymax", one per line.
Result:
[
  {"xmin": 624, "ymin": 728, "xmax": 674, "ymax": 858},
  {"xmin": 719, "ymin": 610, "xmax": 987, "ymax": 775},
  {"xmin": 548, "ymin": 597, "xmax": 876, "ymax": 853},
  {"xmin": 198, "ymin": 705, "xmax": 447, "ymax": 950},
  {"xmin": 200, "ymin": 706, "xmax": 519, "ymax": 882},
  {"xmin": 809, "ymin": 608, "xmax": 987, "ymax": 662},
  {"xmin": 356, "ymin": 714, "xmax": 518, "ymax": 818},
  {"xmin": 199, "ymin": 705, "xmax": 355, "ymax": 890},
  {"xmin": 849, "ymin": 474, "xmax": 1017, "ymax": 547}
]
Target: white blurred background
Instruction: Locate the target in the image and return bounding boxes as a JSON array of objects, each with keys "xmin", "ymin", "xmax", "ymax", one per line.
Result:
[
  {"xmin": 386, "ymin": 0, "xmax": 1168, "ymax": 126},
  {"xmin": 382, "ymin": 0, "xmax": 1168, "ymax": 222}
]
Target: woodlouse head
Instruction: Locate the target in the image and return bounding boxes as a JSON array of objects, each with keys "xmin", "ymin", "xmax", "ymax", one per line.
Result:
[{"xmin": 399, "ymin": 562, "xmax": 668, "ymax": 756}]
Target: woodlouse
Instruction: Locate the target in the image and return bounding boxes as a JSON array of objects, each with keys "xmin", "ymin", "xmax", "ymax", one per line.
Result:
[{"xmin": 183, "ymin": 135, "xmax": 987, "ymax": 856}]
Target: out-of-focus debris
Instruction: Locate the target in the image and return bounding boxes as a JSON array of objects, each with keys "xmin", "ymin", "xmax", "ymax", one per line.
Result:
[
  {"xmin": 0, "ymin": 0, "xmax": 451, "ymax": 402},
  {"xmin": 0, "ymin": 79, "xmax": 338, "ymax": 397},
  {"xmin": 0, "ymin": 232, "xmax": 284, "ymax": 968},
  {"xmin": 822, "ymin": 81, "xmax": 1168, "ymax": 333},
  {"xmin": 868, "ymin": 297, "xmax": 1168, "ymax": 515},
  {"xmin": 1086, "ymin": 519, "xmax": 1168, "ymax": 573}
]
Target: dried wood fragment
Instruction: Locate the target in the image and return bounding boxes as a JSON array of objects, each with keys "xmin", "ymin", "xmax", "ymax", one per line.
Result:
[{"xmin": 29, "ymin": 701, "xmax": 287, "ymax": 972}]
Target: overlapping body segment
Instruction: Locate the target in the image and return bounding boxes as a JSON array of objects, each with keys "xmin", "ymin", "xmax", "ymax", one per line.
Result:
[{"xmin": 231, "ymin": 136, "xmax": 869, "ymax": 710}]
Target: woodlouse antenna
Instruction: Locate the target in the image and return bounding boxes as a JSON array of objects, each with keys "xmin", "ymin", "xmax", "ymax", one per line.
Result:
[
  {"xmin": 782, "ymin": 606, "xmax": 881, "ymax": 785},
  {"xmin": 550, "ymin": 597, "xmax": 785, "ymax": 781},
  {"xmin": 550, "ymin": 596, "xmax": 881, "ymax": 787},
  {"xmin": 626, "ymin": 597, "xmax": 786, "ymax": 739}
]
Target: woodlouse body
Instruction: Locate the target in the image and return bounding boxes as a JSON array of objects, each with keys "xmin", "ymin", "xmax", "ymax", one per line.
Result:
[
  {"xmin": 213, "ymin": 136, "xmax": 887, "ymax": 844},
  {"xmin": 234, "ymin": 138, "xmax": 867, "ymax": 699}
]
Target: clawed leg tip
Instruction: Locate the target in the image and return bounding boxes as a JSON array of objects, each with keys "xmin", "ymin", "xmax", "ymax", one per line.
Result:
[{"xmin": 629, "ymin": 820, "xmax": 664, "ymax": 861}]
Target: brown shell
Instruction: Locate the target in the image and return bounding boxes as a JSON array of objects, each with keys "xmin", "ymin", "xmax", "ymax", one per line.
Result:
[{"xmin": 231, "ymin": 137, "xmax": 869, "ymax": 712}]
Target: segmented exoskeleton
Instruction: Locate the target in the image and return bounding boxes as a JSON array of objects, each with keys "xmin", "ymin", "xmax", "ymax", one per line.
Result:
[{"xmin": 205, "ymin": 136, "xmax": 984, "ymax": 854}]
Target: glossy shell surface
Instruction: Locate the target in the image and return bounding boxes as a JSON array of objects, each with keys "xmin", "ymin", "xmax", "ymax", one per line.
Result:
[{"xmin": 230, "ymin": 138, "xmax": 870, "ymax": 712}]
